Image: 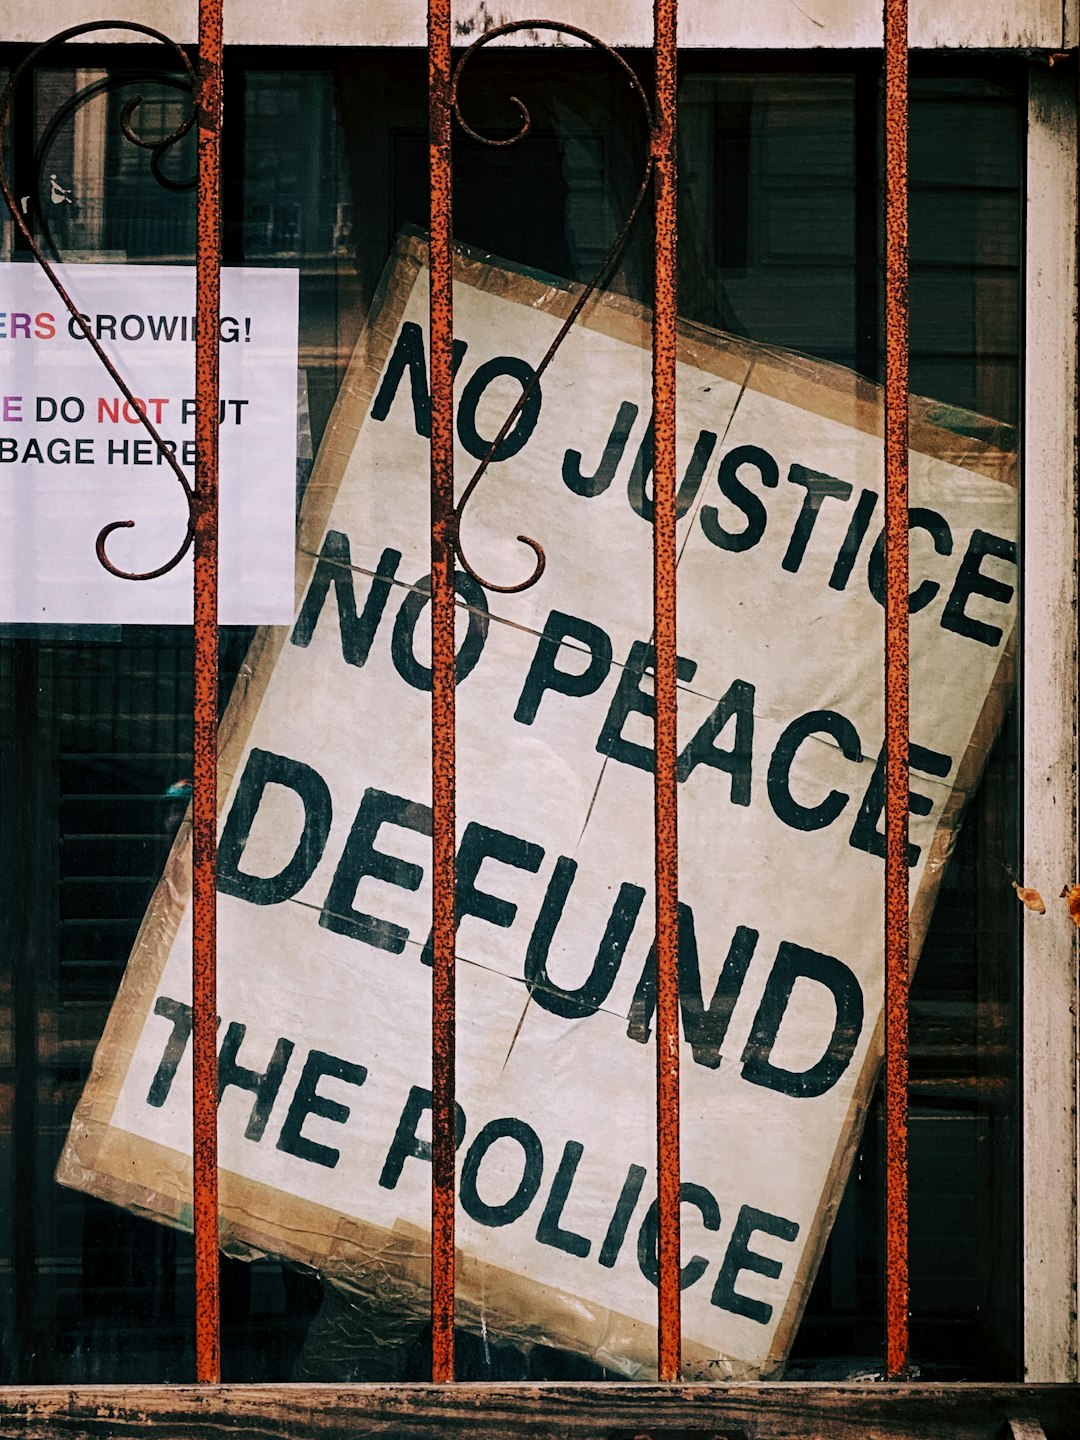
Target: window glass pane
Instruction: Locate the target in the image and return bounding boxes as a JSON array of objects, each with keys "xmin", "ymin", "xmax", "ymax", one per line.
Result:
[
  {"xmin": 0, "ymin": 49, "xmax": 1023, "ymax": 1384},
  {"xmin": 35, "ymin": 66, "xmax": 196, "ymax": 262}
]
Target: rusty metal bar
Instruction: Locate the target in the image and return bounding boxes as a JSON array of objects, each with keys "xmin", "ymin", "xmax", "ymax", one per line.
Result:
[
  {"xmin": 428, "ymin": 0, "xmax": 458, "ymax": 1385},
  {"xmin": 447, "ymin": 20, "xmax": 652, "ymax": 598},
  {"xmin": 192, "ymin": 0, "xmax": 223, "ymax": 1386},
  {"xmin": 883, "ymin": 0, "xmax": 911, "ymax": 1383},
  {"xmin": 652, "ymin": 0, "xmax": 681, "ymax": 1385},
  {"xmin": 0, "ymin": 28, "xmax": 214, "ymax": 1374}
]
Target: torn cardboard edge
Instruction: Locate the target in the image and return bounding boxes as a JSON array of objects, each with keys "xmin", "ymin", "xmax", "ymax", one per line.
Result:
[{"xmin": 56, "ymin": 227, "xmax": 1018, "ymax": 1381}]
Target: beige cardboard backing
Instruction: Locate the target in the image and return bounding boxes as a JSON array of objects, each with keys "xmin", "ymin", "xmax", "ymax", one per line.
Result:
[{"xmin": 57, "ymin": 230, "xmax": 1017, "ymax": 1381}]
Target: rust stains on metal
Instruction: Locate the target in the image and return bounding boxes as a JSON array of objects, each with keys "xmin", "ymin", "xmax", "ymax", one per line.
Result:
[
  {"xmin": 1059, "ymin": 883, "xmax": 1080, "ymax": 925},
  {"xmin": 448, "ymin": 20, "xmax": 654, "ymax": 595},
  {"xmin": 0, "ymin": 24, "xmax": 198, "ymax": 581},
  {"xmin": 0, "ymin": 16, "xmax": 221, "ymax": 1381},
  {"xmin": 450, "ymin": 9, "xmax": 683, "ymax": 1379},
  {"xmin": 1012, "ymin": 882, "xmax": 1046, "ymax": 915},
  {"xmin": 192, "ymin": 0, "xmax": 223, "ymax": 1387},
  {"xmin": 652, "ymin": 0, "xmax": 681, "ymax": 1386},
  {"xmin": 428, "ymin": 0, "xmax": 458, "ymax": 1386},
  {"xmin": 883, "ymin": 0, "xmax": 911, "ymax": 1384},
  {"xmin": 423, "ymin": 18, "xmax": 661, "ymax": 1377}
]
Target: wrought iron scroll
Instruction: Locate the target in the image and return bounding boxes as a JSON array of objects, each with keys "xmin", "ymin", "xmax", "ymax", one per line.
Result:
[
  {"xmin": 447, "ymin": 20, "xmax": 655, "ymax": 594},
  {"xmin": 1, "ymin": 17, "xmax": 224, "ymax": 1384},
  {"xmin": 427, "ymin": 8, "xmax": 682, "ymax": 1380},
  {"xmin": 0, "ymin": 23, "xmax": 198, "ymax": 580},
  {"xmin": 32, "ymin": 70, "xmax": 195, "ymax": 263}
]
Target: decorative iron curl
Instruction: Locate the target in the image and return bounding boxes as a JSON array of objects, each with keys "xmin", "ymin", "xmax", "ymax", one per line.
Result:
[
  {"xmin": 32, "ymin": 71, "xmax": 195, "ymax": 265},
  {"xmin": 0, "ymin": 23, "xmax": 198, "ymax": 581},
  {"xmin": 448, "ymin": 19, "xmax": 655, "ymax": 594}
]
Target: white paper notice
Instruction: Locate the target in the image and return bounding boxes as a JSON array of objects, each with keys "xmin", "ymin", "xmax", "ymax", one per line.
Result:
[{"xmin": 0, "ymin": 263, "xmax": 298, "ymax": 624}]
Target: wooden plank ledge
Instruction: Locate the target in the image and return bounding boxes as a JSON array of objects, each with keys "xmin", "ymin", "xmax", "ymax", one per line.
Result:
[{"xmin": 0, "ymin": 1384, "xmax": 1077, "ymax": 1440}]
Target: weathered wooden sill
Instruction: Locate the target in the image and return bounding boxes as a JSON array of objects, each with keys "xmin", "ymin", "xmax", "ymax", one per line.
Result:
[{"xmin": 0, "ymin": 1383, "xmax": 1077, "ymax": 1440}]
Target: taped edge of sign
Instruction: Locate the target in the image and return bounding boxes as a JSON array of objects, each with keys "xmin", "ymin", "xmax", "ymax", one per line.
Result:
[
  {"xmin": 55, "ymin": 227, "xmax": 1018, "ymax": 1383},
  {"xmin": 58, "ymin": 1118, "xmax": 746, "ymax": 1380}
]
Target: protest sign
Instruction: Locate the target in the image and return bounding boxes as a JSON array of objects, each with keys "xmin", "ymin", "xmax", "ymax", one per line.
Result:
[
  {"xmin": 0, "ymin": 263, "xmax": 298, "ymax": 624},
  {"xmin": 57, "ymin": 232, "xmax": 1016, "ymax": 1378}
]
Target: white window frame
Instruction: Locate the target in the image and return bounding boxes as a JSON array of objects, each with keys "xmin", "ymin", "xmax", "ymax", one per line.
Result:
[
  {"xmin": 1, "ymin": 5, "xmax": 1077, "ymax": 1387},
  {"xmin": 1023, "ymin": 61, "xmax": 1079, "ymax": 1384},
  {"xmin": 3, "ymin": 0, "xmax": 1078, "ymax": 52}
]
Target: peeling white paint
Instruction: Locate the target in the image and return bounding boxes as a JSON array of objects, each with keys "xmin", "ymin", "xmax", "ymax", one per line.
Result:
[
  {"xmin": 1022, "ymin": 66, "xmax": 1080, "ymax": 1385},
  {"xmin": 3, "ymin": 0, "xmax": 1069, "ymax": 49}
]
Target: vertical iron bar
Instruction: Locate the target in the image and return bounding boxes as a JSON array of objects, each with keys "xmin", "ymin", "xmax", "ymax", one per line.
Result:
[
  {"xmin": 883, "ymin": 0, "xmax": 910, "ymax": 1382},
  {"xmin": 428, "ymin": 0, "xmax": 457, "ymax": 1385},
  {"xmin": 653, "ymin": 0, "xmax": 681, "ymax": 1385},
  {"xmin": 193, "ymin": 0, "xmax": 223, "ymax": 1386}
]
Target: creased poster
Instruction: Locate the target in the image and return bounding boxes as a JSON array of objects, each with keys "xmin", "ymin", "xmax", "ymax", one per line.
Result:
[{"xmin": 57, "ymin": 231, "xmax": 1016, "ymax": 1379}]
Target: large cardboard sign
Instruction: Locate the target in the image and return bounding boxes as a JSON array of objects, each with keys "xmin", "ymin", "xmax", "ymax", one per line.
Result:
[
  {"xmin": 58, "ymin": 233, "xmax": 1016, "ymax": 1379},
  {"xmin": 0, "ymin": 263, "xmax": 298, "ymax": 624}
]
